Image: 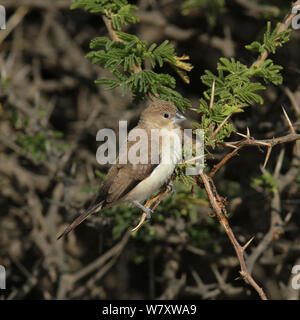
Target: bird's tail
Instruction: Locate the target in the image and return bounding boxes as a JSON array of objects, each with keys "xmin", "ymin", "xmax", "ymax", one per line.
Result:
[{"xmin": 57, "ymin": 201, "xmax": 104, "ymax": 240}]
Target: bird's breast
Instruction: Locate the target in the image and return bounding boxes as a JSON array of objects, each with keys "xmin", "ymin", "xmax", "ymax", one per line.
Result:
[{"xmin": 124, "ymin": 129, "xmax": 182, "ymax": 203}]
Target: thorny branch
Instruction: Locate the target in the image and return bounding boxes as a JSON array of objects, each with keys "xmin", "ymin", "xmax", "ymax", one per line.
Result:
[
  {"xmin": 1, "ymin": 0, "xmax": 300, "ymax": 300},
  {"xmin": 199, "ymin": 173, "xmax": 268, "ymax": 300},
  {"xmin": 101, "ymin": 2, "xmax": 300, "ymax": 300}
]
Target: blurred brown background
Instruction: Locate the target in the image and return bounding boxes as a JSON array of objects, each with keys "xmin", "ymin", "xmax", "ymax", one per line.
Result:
[{"xmin": 0, "ymin": 0, "xmax": 300, "ymax": 300}]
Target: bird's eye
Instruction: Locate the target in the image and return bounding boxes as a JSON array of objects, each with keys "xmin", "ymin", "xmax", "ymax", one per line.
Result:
[{"xmin": 163, "ymin": 113, "xmax": 170, "ymax": 119}]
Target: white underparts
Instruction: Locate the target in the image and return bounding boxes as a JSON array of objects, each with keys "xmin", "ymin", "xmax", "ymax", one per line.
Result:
[{"xmin": 123, "ymin": 129, "xmax": 182, "ymax": 203}]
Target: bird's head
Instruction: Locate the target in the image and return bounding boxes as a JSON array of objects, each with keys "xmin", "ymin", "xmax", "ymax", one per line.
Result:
[{"xmin": 139, "ymin": 101, "xmax": 186, "ymax": 130}]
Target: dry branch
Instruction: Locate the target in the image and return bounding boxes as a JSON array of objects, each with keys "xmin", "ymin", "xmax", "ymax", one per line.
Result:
[{"xmin": 199, "ymin": 172, "xmax": 268, "ymax": 300}]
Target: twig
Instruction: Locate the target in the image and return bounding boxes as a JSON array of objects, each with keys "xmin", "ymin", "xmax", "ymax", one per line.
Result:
[
  {"xmin": 209, "ymin": 80, "xmax": 215, "ymax": 110},
  {"xmin": 199, "ymin": 172, "xmax": 268, "ymax": 300},
  {"xmin": 246, "ymin": 148, "xmax": 294, "ymax": 274},
  {"xmin": 251, "ymin": 0, "xmax": 300, "ymax": 68},
  {"xmin": 209, "ymin": 147, "xmax": 240, "ymax": 177},
  {"xmin": 131, "ymin": 183, "xmax": 171, "ymax": 233},
  {"xmin": 0, "ymin": 7, "xmax": 29, "ymax": 45},
  {"xmin": 102, "ymin": 15, "xmax": 156, "ymax": 101},
  {"xmin": 282, "ymin": 106, "xmax": 296, "ymax": 134},
  {"xmin": 282, "ymin": 87, "xmax": 300, "ymax": 117},
  {"xmin": 211, "ymin": 129, "xmax": 300, "ymax": 176},
  {"xmin": 225, "ymin": 133, "xmax": 300, "ymax": 148},
  {"xmin": 209, "ymin": 114, "xmax": 231, "ymax": 141},
  {"xmin": 263, "ymin": 146, "xmax": 272, "ymax": 168},
  {"xmin": 56, "ymin": 229, "xmax": 131, "ymax": 299}
]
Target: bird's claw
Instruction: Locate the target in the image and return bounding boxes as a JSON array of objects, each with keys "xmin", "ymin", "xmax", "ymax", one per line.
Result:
[
  {"xmin": 166, "ymin": 181, "xmax": 175, "ymax": 193},
  {"xmin": 145, "ymin": 207, "xmax": 153, "ymax": 219},
  {"xmin": 131, "ymin": 200, "xmax": 154, "ymax": 219}
]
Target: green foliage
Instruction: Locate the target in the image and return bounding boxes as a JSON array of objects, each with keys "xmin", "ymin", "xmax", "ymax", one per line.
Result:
[
  {"xmin": 17, "ymin": 133, "xmax": 48, "ymax": 163},
  {"xmin": 250, "ymin": 59, "xmax": 283, "ymax": 85},
  {"xmin": 251, "ymin": 171, "xmax": 278, "ymax": 195},
  {"xmin": 5, "ymin": 109, "xmax": 29, "ymax": 129},
  {"xmin": 71, "ymin": 0, "xmax": 139, "ymax": 29},
  {"xmin": 246, "ymin": 22, "xmax": 290, "ymax": 55},
  {"xmin": 1, "ymin": 76, "xmax": 10, "ymax": 89},
  {"xmin": 17, "ymin": 131, "xmax": 70, "ymax": 164},
  {"xmin": 175, "ymin": 165, "xmax": 197, "ymax": 186},
  {"xmin": 80, "ymin": 185, "xmax": 100, "ymax": 194},
  {"xmin": 71, "ymin": 1, "xmax": 192, "ymax": 110},
  {"xmin": 187, "ymin": 217, "xmax": 221, "ymax": 251},
  {"xmin": 17, "ymin": 131, "xmax": 69, "ymax": 163},
  {"xmin": 8, "ymin": 109, "xmax": 71, "ymax": 164},
  {"xmin": 88, "ymin": 33, "xmax": 190, "ymax": 108},
  {"xmin": 88, "ymin": 32, "xmax": 176, "ymax": 72},
  {"xmin": 154, "ymin": 86, "xmax": 191, "ymax": 112},
  {"xmin": 181, "ymin": 0, "xmax": 226, "ymax": 26},
  {"xmin": 71, "ymin": 2, "xmax": 291, "ymax": 243},
  {"xmin": 198, "ymin": 22, "xmax": 291, "ymax": 148},
  {"xmin": 201, "ymin": 57, "xmax": 265, "ymax": 109}
]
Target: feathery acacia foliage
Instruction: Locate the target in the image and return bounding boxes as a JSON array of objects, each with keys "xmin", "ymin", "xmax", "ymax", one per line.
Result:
[
  {"xmin": 70, "ymin": 0, "xmax": 291, "ymax": 183},
  {"xmin": 71, "ymin": 0, "xmax": 139, "ymax": 29},
  {"xmin": 1, "ymin": 0, "xmax": 298, "ymax": 300},
  {"xmin": 196, "ymin": 22, "xmax": 290, "ymax": 148},
  {"xmin": 71, "ymin": 0, "xmax": 192, "ymax": 110},
  {"xmin": 12, "ymin": 1, "xmax": 291, "ymax": 184}
]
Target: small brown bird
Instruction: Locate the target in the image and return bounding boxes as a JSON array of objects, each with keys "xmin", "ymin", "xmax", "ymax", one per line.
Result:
[{"xmin": 58, "ymin": 100, "xmax": 185, "ymax": 239}]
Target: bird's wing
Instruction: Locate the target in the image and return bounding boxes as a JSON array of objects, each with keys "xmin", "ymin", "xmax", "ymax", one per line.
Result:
[
  {"xmin": 99, "ymin": 128, "xmax": 161, "ymax": 205},
  {"xmin": 106, "ymin": 161, "xmax": 158, "ymax": 203},
  {"xmin": 57, "ymin": 127, "xmax": 160, "ymax": 240}
]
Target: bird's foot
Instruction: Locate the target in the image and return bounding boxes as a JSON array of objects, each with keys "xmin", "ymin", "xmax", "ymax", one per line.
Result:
[
  {"xmin": 131, "ymin": 200, "xmax": 153, "ymax": 219},
  {"xmin": 166, "ymin": 180, "xmax": 175, "ymax": 194},
  {"xmin": 144, "ymin": 207, "xmax": 153, "ymax": 219}
]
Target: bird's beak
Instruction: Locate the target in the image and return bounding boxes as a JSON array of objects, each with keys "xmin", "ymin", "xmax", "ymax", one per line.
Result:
[{"xmin": 174, "ymin": 110, "xmax": 186, "ymax": 124}]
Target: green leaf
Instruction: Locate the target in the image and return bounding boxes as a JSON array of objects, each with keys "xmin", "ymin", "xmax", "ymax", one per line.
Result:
[{"xmin": 245, "ymin": 41, "xmax": 264, "ymax": 53}]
